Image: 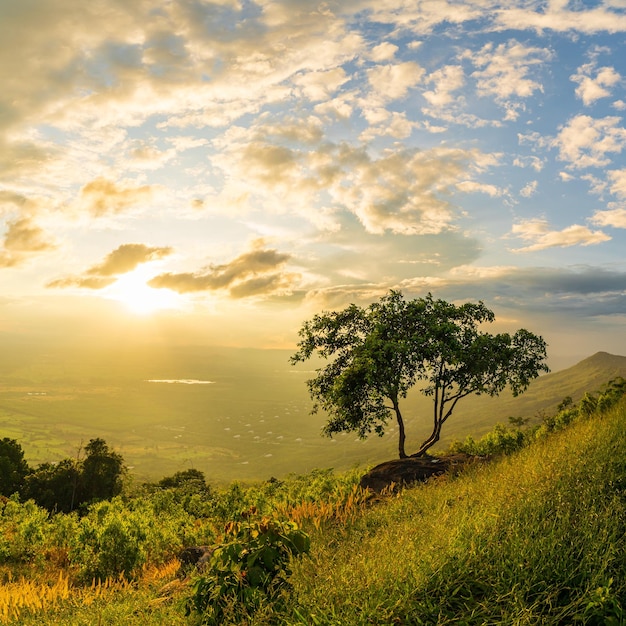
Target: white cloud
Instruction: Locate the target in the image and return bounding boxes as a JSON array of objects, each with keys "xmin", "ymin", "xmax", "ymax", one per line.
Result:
[
  {"xmin": 509, "ymin": 218, "xmax": 610, "ymax": 252},
  {"xmin": 571, "ymin": 62, "xmax": 621, "ymax": 105},
  {"xmin": 591, "ymin": 207, "xmax": 626, "ymax": 228},
  {"xmin": 366, "ymin": 61, "xmax": 425, "ymax": 101},
  {"xmin": 608, "ymin": 169, "xmax": 626, "ymax": 197},
  {"xmin": 494, "ymin": 3, "xmax": 626, "ymax": 34},
  {"xmin": 513, "ymin": 156, "xmax": 544, "ymax": 172},
  {"xmin": 369, "ymin": 42, "xmax": 398, "ymax": 62},
  {"xmin": 359, "ymin": 111, "xmax": 415, "ymax": 141},
  {"xmin": 520, "ymin": 181, "xmax": 538, "ymax": 198},
  {"xmin": 423, "ymin": 65, "xmax": 465, "ymax": 107},
  {"xmin": 292, "ymin": 68, "xmax": 349, "ymax": 102},
  {"xmin": 553, "ymin": 115, "xmax": 626, "ymax": 168},
  {"xmin": 463, "ymin": 40, "xmax": 552, "ymax": 118},
  {"xmin": 456, "ymin": 181, "xmax": 502, "ymax": 197}
]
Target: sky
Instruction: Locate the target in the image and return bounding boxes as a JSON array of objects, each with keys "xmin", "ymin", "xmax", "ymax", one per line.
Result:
[{"xmin": 2, "ymin": 0, "xmax": 626, "ymax": 370}]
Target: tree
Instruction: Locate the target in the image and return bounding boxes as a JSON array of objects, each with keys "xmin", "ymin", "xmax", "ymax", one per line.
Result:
[
  {"xmin": 80, "ymin": 438, "xmax": 125, "ymax": 503},
  {"xmin": 0, "ymin": 437, "xmax": 30, "ymax": 497},
  {"xmin": 22, "ymin": 459, "xmax": 81, "ymax": 513},
  {"xmin": 291, "ymin": 290, "xmax": 549, "ymax": 458}
]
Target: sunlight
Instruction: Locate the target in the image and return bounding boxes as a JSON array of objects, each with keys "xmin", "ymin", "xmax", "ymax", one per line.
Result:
[{"xmin": 103, "ymin": 267, "xmax": 183, "ymax": 315}]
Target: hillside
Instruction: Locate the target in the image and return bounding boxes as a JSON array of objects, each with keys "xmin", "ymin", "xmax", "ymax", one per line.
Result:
[{"xmin": 420, "ymin": 350, "xmax": 626, "ymax": 445}]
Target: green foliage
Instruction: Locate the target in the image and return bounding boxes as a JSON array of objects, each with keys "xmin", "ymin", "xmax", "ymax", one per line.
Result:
[
  {"xmin": 22, "ymin": 459, "xmax": 81, "ymax": 514},
  {"xmin": 69, "ymin": 500, "xmax": 148, "ymax": 581},
  {"xmin": 68, "ymin": 494, "xmax": 213, "ymax": 582},
  {"xmin": 0, "ymin": 438, "xmax": 30, "ymax": 497},
  {"xmin": 187, "ymin": 517, "xmax": 310, "ymax": 624},
  {"xmin": 0, "ymin": 496, "xmax": 50, "ymax": 565},
  {"xmin": 156, "ymin": 468, "xmax": 210, "ymax": 494},
  {"xmin": 20, "ymin": 438, "xmax": 126, "ymax": 513},
  {"xmin": 451, "ymin": 422, "xmax": 528, "ymax": 457},
  {"xmin": 80, "ymin": 438, "xmax": 125, "ymax": 504},
  {"xmin": 292, "ymin": 290, "xmax": 548, "ymax": 458}
]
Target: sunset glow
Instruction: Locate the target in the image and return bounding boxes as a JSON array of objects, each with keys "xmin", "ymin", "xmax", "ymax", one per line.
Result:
[
  {"xmin": 103, "ymin": 269, "xmax": 184, "ymax": 315},
  {"xmin": 1, "ymin": 1, "xmax": 626, "ymax": 366}
]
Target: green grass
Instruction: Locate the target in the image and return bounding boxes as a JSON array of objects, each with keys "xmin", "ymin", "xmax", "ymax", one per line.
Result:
[{"xmin": 287, "ymin": 402, "xmax": 626, "ymax": 625}]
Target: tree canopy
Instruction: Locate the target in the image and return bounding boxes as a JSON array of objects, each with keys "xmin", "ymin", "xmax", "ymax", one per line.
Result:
[
  {"xmin": 291, "ymin": 290, "xmax": 549, "ymax": 458},
  {"xmin": 0, "ymin": 437, "xmax": 29, "ymax": 497}
]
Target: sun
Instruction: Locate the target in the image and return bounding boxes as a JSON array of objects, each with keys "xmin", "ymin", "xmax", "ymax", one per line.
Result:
[{"xmin": 103, "ymin": 268, "xmax": 183, "ymax": 315}]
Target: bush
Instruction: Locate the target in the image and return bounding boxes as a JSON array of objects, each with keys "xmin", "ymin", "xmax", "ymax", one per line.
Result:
[
  {"xmin": 187, "ymin": 517, "xmax": 310, "ymax": 624},
  {"xmin": 70, "ymin": 500, "xmax": 147, "ymax": 581},
  {"xmin": 450, "ymin": 423, "xmax": 527, "ymax": 457}
]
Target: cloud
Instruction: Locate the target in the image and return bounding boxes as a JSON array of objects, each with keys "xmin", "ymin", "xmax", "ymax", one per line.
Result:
[
  {"xmin": 456, "ymin": 180, "xmax": 503, "ymax": 197},
  {"xmin": 463, "ymin": 40, "xmax": 552, "ymax": 118},
  {"xmin": 520, "ymin": 181, "xmax": 538, "ymax": 198},
  {"xmin": 369, "ymin": 42, "xmax": 398, "ymax": 62},
  {"xmin": 493, "ymin": 3, "xmax": 626, "ymax": 34},
  {"xmin": 0, "ymin": 216, "xmax": 56, "ymax": 268},
  {"xmin": 571, "ymin": 62, "xmax": 621, "ymax": 106},
  {"xmin": 608, "ymin": 168, "xmax": 626, "ymax": 198},
  {"xmin": 509, "ymin": 218, "xmax": 610, "ymax": 252},
  {"xmin": 292, "ymin": 68, "xmax": 349, "ymax": 102},
  {"xmin": 148, "ymin": 239, "xmax": 299, "ymax": 299},
  {"xmin": 85, "ymin": 244, "xmax": 173, "ymax": 276},
  {"xmin": 46, "ymin": 243, "xmax": 173, "ymax": 290},
  {"xmin": 553, "ymin": 115, "xmax": 626, "ymax": 169},
  {"xmin": 591, "ymin": 208, "xmax": 626, "ymax": 229},
  {"xmin": 46, "ymin": 276, "xmax": 117, "ymax": 290},
  {"xmin": 423, "ymin": 65, "xmax": 465, "ymax": 107},
  {"xmin": 366, "ymin": 61, "xmax": 425, "ymax": 101},
  {"xmin": 78, "ymin": 177, "xmax": 154, "ymax": 216},
  {"xmin": 211, "ymin": 117, "xmax": 492, "ymax": 235},
  {"xmin": 395, "ymin": 264, "xmax": 626, "ymax": 321}
]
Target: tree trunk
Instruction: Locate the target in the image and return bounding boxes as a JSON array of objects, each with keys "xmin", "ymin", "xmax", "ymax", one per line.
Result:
[
  {"xmin": 413, "ymin": 425, "xmax": 440, "ymax": 457},
  {"xmin": 392, "ymin": 399, "xmax": 407, "ymax": 458}
]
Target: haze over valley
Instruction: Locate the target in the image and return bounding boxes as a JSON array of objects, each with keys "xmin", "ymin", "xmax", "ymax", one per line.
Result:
[{"xmin": 2, "ymin": 337, "xmax": 624, "ymax": 483}]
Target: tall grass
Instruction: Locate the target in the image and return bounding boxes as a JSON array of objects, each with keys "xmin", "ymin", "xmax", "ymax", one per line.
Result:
[{"xmin": 288, "ymin": 402, "xmax": 626, "ymax": 624}]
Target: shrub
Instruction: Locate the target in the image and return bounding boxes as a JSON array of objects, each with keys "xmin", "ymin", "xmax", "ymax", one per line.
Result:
[
  {"xmin": 450, "ymin": 423, "xmax": 527, "ymax": 457},
  {"xmin": 187, "ymin": 517, "xmax": 310, "ymax": 624}
]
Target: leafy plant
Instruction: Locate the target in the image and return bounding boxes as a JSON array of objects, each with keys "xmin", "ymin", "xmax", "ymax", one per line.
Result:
[{"xmin": 187, "ymin": 517, "xmax": 310, "ymax": 624}]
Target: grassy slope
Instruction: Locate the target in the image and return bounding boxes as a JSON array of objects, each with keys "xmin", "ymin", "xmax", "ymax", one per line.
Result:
[
  {"xmin": 10, "ymin": 399, "xmax": 626, "ymax": 625},
  {"xmin": 288, "ymin": 401, "xmax": 626, "ymax": 625}
]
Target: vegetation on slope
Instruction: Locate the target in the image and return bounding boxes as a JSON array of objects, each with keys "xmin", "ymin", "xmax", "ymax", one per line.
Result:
[{"xmin": 0, "ymin": 379, "xmax": 625, "ymax": 624}]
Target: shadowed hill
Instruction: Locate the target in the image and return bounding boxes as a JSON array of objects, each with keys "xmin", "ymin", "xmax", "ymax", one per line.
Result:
[{"xmin": 416, "ymin": 351, "xmax": 626, "ymax": 447}]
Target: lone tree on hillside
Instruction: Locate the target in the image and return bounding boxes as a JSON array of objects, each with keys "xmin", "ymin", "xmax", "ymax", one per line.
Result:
[{"xmin": 290, "ymin": 290, "xmax": 549, "ymax": 458}]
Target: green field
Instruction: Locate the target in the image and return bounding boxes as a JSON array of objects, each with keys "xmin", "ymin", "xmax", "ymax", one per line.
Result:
[{"xmin": 1, "ymin": 337, "xmax": 625, "ymax": 483}]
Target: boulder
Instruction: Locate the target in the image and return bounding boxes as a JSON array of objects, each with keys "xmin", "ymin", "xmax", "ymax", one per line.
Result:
[
  {"xmin": 177, "ymin": 545, "xmax": 214, "ymax": 576},
  {"xmin": 359, "ymin": 454, "xmax": 477, "ymax": 493}
]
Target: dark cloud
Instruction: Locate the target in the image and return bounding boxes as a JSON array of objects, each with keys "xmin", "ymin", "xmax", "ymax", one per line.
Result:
[
  {"xmin": 400, "ymin": 266, "xmax": 626, "ymax": 319},
  {"xmin": 148, "ymin": 242, "xmax": 297, "ymax": 298},
  {"xmin": 85, "ymin": 243, "xmax": 173, "ymax": 276},
  {"xmin": 47, "ymin": 242, "xmax": 173, "ymax": 290}
]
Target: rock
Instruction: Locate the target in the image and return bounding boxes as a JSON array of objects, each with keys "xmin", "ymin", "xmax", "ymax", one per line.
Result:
[
  {"xmin": 359, "ymin": 454, "xmax": 477, "ymax": 493},
  {"xmin": 177, "ymin": 545, "xmax": 214, "ymax": 576}
]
